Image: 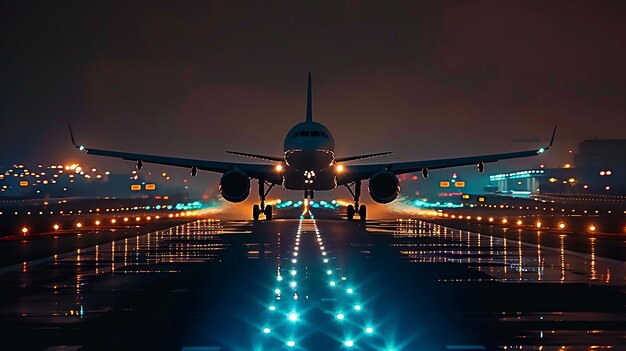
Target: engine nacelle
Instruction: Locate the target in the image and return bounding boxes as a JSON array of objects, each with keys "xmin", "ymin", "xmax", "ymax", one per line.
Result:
[
  {"xmin": 477, "ymin": 161, "xmax": 485, "ymax": 173},
  {"xmin": 219, "ymin": 170, "xmax": 250, "ymax": 203},
  {"xmin": 368, "ymin": 171, "xmax": 400, "ymax": 204}
]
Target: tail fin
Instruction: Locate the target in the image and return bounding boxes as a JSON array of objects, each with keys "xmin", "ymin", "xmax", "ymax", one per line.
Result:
[{"xmin": 306, "ymin": 72, "xmax": 313, "ymax": 122}]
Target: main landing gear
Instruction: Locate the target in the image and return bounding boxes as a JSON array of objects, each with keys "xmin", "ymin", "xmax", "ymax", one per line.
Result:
[
  {"xmin": 345, "ymin": 180, "xmax": 366, "ymax": 221},
  {"xmin": 253, "ymin": 179, "xmax": 274, "ymax": 221}
]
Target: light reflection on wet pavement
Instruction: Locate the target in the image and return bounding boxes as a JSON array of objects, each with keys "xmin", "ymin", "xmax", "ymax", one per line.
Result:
[
  {"xmin": 369, "ymin": 220, "xmax": 625, "ymax": 287},
  {"xmin": 0, "ymin": 212, "xmax": 623, "ymax": 350}
]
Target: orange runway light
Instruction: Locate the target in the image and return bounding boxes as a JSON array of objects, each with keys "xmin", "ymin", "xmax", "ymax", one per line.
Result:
[
  {"xmin": 111, "ymin": 219, "xmax": 117, "ymax": 224},
  {"xmin": 53, "ymin": 224, "xmax": 60, "ymax": 230},
  {"xmin": 95, "ymin": 220, "xmax": 100, "ymax": 226},
  {"xmin": 76, "ymin": 222, "xmax": 82, "ymax": 228},
  {"xmin": 21, "ymin": 227, "xmax": 28, "ymax": 234}
]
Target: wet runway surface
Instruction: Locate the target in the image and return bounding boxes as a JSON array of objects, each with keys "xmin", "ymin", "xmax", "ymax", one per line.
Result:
[{"xmin": 0, "ymin": 209, "xmax": 624, "ymax": 350}]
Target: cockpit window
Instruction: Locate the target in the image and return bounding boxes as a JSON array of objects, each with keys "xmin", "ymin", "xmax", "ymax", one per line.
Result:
[
  {"xmin": 320, "ymin": 131, "xmax": 329, "ymax": 139},
  {"xmin": 291, "ymin": 131, "xmax": 299, "ymax": 138},
  {"xmin": 310, "ymin": 131, "xmax": 320, "ymax": 137},
  {"xmin": 300, "ymin": 131, "xmax": 310, "ymax": 136}
]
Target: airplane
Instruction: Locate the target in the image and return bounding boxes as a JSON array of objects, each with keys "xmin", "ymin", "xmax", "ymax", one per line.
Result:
[{"xmin": 69, "ymin": 73, "xmax": 556, "ymax": 221}]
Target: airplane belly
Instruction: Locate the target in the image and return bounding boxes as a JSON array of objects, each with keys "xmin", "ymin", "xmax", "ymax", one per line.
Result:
[
  {"xmin": 285, "ymin": 150, "xmax": 334, "ymax": 172},
  {"xmin": 283, "ymin": 169, "xmax": 336, "ymax": 190}
]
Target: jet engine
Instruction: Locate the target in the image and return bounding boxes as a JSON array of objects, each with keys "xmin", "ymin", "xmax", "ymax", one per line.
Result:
[
  {"xmin": 219, "ymin": 170, "xmax": 250, "ymax": 203},
  {"xmin": 368, "ymin": 171, "xmax": 400, "ymax": 203}
]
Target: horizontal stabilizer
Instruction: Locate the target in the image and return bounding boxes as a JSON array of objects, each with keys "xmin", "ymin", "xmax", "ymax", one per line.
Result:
[
  {"xmin": 226, "ymin": 151, "xmax": 283, "ymax": 162},
  {"xmin": 335, "ymin": 152, "xmax": 393, "ymax": 163}
]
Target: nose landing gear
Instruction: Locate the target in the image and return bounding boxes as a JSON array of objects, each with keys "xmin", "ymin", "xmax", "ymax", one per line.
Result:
[{"xmin": 345, "ymin": 180, "xmax": 366, "ymax": 221}]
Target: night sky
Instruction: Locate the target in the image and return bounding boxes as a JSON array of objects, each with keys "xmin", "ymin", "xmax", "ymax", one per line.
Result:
[{"xmin": 2, "ymin": 1, "xmax": 625, "ymax": 172}]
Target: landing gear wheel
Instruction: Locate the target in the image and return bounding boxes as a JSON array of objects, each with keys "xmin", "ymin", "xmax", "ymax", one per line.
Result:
[
  {"xmin": 358, "ymin": 204, "xmax": 367, "ymax": 221},
  {"xmin": 347, "ymin": 205, "xmax": 355, "ymax": 220},
  {"xmin": 264, "ymin": 204, "xmax": 273, "ymax": 220},
  {"xmin": 253, "ymin": 204, "xmax": 261, "ymax": 221}
]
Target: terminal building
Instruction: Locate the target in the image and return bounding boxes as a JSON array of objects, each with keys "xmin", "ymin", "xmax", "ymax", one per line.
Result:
[{"xmin": 488, "ymin": 139, "xmax": 626, "ymax": 195}]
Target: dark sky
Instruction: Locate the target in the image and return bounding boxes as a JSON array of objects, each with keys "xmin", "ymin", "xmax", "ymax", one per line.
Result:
[{"xmin": 2, "ymin": 1, "xmax": 625, "ymax": 172}]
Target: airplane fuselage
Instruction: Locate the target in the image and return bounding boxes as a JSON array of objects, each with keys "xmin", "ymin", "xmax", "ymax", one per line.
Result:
[{"xmin": 282, "ymin": 121, "xmax": 338, "ymax": 191}]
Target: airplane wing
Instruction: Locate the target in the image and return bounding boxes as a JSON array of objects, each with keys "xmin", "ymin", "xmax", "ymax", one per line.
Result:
[
  {"xmin": 337, "ymin": 126, "xmax": 557, "ymax": 185},
  {"xmin": 69, "ymin": 126, "xmax": 282, "ymax": 184},
  {"xmin": 225, "ymin": 150, "xmax": 283, "ymax": 162},
  {"xmin": 335, "ymin": 152, "xmax": 393, "ymax": 163}
]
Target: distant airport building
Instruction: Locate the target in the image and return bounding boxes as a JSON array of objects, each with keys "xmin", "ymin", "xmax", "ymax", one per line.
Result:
[{"xmin": 488, "ymin": 139, "xmax": 626, "ymax": 195}]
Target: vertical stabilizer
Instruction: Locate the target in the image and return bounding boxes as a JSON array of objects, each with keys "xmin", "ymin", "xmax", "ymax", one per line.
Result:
[{"xmin": 306, "ymin": 72, "xmax": 313, "ymax": 122}]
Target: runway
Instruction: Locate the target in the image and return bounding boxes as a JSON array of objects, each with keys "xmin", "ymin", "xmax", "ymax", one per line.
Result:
[{"xmin": 0, "ymin": 208, "xmax": 624, "ymax": 350}]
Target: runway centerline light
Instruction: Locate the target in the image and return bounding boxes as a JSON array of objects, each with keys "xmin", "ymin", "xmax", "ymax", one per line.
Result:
[
  {"xmin": 288, "ymin": 312, "xmax": 298, "ymax": 321},
  {"xmin": 346, "ymin": 288, "xmax": 354, "ymax": 294},
  {"xmin": 290, "ymin": 269, "xmax": 297, "ymax": 276},
  {"xmin": 329, "ymin": 281, "xmax": 336, "ymax": 287},
  {"xmin": 344, "ymin": 340, "xmax": 354, "ymax": 347},
  {"xmin": 268, "ymin": 305, "xmax": 276, "ymax": 311},
  {"xmin": 365, "ymin": 327, "xmax": 374, "ymax": 334},
  {"xmin": 336, "ymin": 313, "xmax": 345, "ymax": 320},
  {"xmin": 290, "ymin": 281, "xmax": 297, "ymax": 288},
  {"xmin": 262, "ymin": 327, "xmax": 271, "ymax": 334},
  {"xmin": 354, "ymin": 304, "xmax": 362, "ymax": 311},
  {"xmin": 286, "ymin": 340, "xmax": 295, "ymax": 347},
  {"xmin": 326, "ymin": 269, "xmax": 332, "ymax": 275},
  {"xmin": 274, "ymin": 288, "xmax": 281, "ymax": 295},
  {"xmin": 323, "ymin": 258, "xmax": 329, "ymax": 263}
]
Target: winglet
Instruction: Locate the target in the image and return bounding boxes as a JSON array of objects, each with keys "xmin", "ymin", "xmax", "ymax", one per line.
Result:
[
  {"xmin": 68, "ymin": 124, "xmax": 85, "ymax": 151},
  {"xmin": 306, "ymin": 72, "xmax": 313, "ymax": 122},
  {"xmin": 539, "ymin": 124, "xmax": 557, "ymax": 153}
]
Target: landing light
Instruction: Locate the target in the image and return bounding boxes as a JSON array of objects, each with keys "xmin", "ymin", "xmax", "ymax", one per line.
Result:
[
  {"xmin": 336, "ymin": 164, "xmax": 344, "ymax": 173},
  {"xmin": 275, "ymin": 164, "xmax": 283, "ymax": 172},
  {"xmin": 539, "ymin": 147, "xmax": 545, "ymax": 153}
]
